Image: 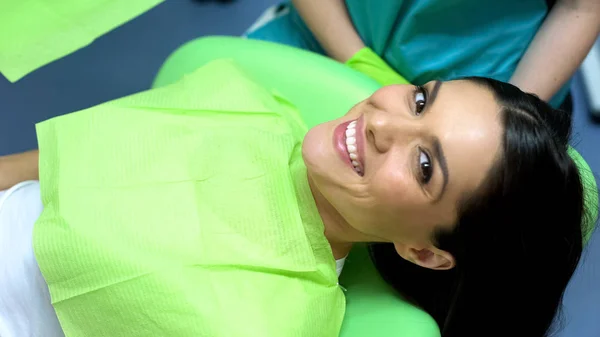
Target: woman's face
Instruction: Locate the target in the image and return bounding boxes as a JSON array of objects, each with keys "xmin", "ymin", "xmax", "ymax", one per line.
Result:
[{"xmin": 303, "ymin": 80, "xmax": 502, "ymax": 251}]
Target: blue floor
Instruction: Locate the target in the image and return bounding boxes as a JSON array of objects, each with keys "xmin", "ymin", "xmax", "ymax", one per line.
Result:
[{"xmin": 0, "ymin": 1, "xmax": 598, "ymax": 336}]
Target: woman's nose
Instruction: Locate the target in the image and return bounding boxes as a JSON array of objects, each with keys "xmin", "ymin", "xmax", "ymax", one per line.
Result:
[{"xmin": 366, "ymin": 91, "xmax": 420, "ymax": 153}]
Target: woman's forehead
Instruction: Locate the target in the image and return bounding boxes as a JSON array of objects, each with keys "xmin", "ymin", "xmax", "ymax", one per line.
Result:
[{"xmin": 432, "ymin": 80, "xmax": 503, "ymax": 208}]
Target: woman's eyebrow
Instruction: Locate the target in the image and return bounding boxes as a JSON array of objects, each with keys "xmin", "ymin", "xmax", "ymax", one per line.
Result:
[
  {"xmin": 432, "ymin": 137, "xmax": 448, "ymax": 204},
  {"xmin": 427, "ymin": 80, "xmax": 442, "ymax": 109},
  {"xmin": 427, "ymin": 80, "xmax": 447, "ymax": 203}
]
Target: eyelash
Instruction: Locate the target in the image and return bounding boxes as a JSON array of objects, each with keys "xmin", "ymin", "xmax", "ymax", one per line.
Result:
[
  {"xmin": 413, "ymin": 86, "xmax": 433, "ymax": 185},
  {"xmin": 417, "ymin": 148, "xmax": 433, "ymax": 185},
  {"xmin": 414, "ymin": 86, "xmax": 427, "ymax": 115}
]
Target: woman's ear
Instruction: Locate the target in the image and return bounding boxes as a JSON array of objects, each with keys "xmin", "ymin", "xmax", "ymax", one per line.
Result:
[{"xmin": 394, "ymin": 242, "xmax": 455, "ymax": 270}]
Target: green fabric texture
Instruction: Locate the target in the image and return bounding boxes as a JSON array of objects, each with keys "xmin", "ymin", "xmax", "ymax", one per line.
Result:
[
  {"xmin": 34, "ymin": 59, "xmax": 345, "ymax": 337},
  {"xmin": 345, "ymin": 47, "xmax": 410, "ymax": 86},
  {"xmin": 0, "ymin": 0, "xmax": 163, "ymax": 82},
  {"xmin": 153, "ymin": 36, "xmax": 441, "ymax": 337}
]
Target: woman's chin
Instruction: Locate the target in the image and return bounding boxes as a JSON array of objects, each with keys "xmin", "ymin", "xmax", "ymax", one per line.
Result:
[
  {"xmin": 301, "ymin": 126, "xmax": 328, "ymax": 177},
  {"xmin": 303, "ymin": 121, "xmax": 357, "ymax": 181}
]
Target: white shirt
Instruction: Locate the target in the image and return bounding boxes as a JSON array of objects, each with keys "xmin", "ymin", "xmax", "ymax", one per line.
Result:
[{"xmin": 0, "ymin": 181, "xmax": 64, "ymax": 337}]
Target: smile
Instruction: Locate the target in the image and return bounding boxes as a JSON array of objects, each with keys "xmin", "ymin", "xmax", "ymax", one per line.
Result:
[
  {"xmin": 334, "ymin": 116, "xmax": 365, "ymax": 176},
  {"xmin": 345, "ymin": 121, "xmax": 363, "ymax": 174}
]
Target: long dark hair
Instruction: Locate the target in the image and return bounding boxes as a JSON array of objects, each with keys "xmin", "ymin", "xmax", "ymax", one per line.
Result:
[{"xmin": 370, "ymin": 77, "xmax": 589, "ymax": 337}]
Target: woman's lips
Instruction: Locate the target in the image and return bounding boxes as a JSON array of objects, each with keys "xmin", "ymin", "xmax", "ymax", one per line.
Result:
[{"xmin": 333, "ymin": 115, "xmax": 365, "ymax": 176}]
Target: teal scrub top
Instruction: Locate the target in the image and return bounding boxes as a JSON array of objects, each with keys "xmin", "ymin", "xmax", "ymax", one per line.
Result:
[{"xmin": 247, "ymin": 0, "xmax": 569, "ymax": 107}]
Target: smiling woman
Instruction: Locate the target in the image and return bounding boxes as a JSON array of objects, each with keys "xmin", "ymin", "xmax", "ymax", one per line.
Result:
[
  {"xmin": 303, "ymin": 79, "xmax": 503, "ymax": 265},
  {"xmin": 0, "ymin": 59, "xmax": 590, "ymax": 337}
]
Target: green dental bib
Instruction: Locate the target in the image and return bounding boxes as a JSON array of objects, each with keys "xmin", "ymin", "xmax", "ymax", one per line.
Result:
[{"xmin": 34, "ymin": 60, "xmax": 344, "ymax": 337}]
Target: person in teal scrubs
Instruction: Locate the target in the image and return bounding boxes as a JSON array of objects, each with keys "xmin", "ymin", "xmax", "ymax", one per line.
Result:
[{"xmin": 246, "ymin": 0, "xmax": 600, "ymax": 108}]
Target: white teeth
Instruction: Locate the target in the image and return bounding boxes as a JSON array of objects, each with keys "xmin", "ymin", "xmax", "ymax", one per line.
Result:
[{"xmin": 344, "ymin": 120, "xmax": 362, "ymax": 175}]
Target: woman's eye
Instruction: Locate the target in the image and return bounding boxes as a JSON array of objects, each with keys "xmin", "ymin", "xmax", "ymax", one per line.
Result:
[
  {"xmin": 414, "ymin": 86, "xmax": 427, "ymax": 114},
  {"xmin": 419, "ymin": 150, "xmax": 433, "ymax": 184}
]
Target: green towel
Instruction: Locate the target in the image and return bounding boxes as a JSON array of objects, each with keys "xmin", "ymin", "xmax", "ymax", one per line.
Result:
[
  {"xmin": 0, "ymin": 0, "xmax": 163, "ymax": 82},
  {"xmin": 34, "ymin": 59, "xmax": 345, "ymax": 336}
]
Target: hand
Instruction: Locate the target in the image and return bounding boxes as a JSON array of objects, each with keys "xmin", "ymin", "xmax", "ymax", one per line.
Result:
[
  {"xmin": 345, "ymin": 47, "xmax": 410, "ymax": 86},
  {"xmin": 0, "ymin": 150, "xmax": 39, "ymax": 190}
]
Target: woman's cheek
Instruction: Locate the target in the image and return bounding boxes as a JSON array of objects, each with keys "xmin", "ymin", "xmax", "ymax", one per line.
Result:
[{"xmin": 372, "ymin": 168, "xmax": 413, "ymax": 207}]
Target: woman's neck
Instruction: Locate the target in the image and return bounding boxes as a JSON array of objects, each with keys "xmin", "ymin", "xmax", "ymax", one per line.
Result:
[{"xmin": 307, "ymin": 175, "xmax": 368, "ymax": 260}]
